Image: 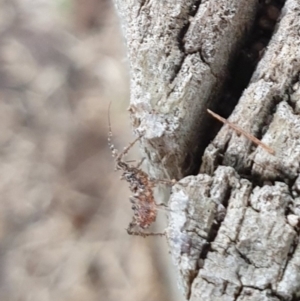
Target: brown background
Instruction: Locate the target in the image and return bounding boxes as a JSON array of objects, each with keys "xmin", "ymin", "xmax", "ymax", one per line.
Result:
[{"xmin": 0, "ymin": 1, "xmax": 183, "ymax": 300}]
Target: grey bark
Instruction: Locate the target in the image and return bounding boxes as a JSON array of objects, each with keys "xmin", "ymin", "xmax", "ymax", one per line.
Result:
[
  {"xmin": 114, "ymin": 0, "xmax": 258, "ymax": 180},
  {"xmin": 168, "ymin": 167, "xmax": 299, "ymax": 300},
  {"xmin": 201, "ymin": 0, "xmax": 300, "ymax": 178},
  {"xmin": 114, "ymin": 0, "xmax": 300, "ymax": 300}
]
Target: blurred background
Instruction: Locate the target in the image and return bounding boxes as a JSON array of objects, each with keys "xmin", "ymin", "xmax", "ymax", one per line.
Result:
[{"xmin": 0, "ymin": 0, "xmax": 182, "ymax": 300}]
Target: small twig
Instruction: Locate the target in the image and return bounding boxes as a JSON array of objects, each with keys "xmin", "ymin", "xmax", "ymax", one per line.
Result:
[{"xmin": 207, "ymin": 109, "xmax": 275, "ymax": 155}]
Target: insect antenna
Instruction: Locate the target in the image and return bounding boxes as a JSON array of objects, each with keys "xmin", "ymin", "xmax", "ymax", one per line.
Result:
[
  {"xmin": 107, "ymin": 101, "xmax": 118, "ymax": 158},
  {"xmin": 108, "ymin": 102, "xmax": 143, "ymax": 163}
]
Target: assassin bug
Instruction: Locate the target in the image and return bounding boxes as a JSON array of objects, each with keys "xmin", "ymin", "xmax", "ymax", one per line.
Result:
[{"xmin": 107, "ymin": 103, "xmax": 172, "ymax": 237}]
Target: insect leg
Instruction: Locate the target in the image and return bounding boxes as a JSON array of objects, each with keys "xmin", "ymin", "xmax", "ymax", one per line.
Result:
[{"xmin": 116, "ymin": 135, "xmax": 142, "ymax": 162}]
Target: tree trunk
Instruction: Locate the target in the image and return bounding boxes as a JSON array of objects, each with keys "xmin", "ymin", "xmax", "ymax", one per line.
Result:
[{"xmin": 114, "ymin": 0, "xmax": 300, "ymax": 300}]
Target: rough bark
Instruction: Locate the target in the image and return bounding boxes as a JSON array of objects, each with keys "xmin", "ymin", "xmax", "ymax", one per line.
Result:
[
  {"xmin": 201, "ymin": 0, "xmax": 300, "ymax": 178},
  {"xmin": 114, "ymin": 0, "xmax": 259, "ymax": 180},
  {"xmin": 168, "ymin": 167, "xmax": 298, "ymax": 300},
  {"xmin": 114, "ymin": 0, "xmax": 300, "ymax": 300}
]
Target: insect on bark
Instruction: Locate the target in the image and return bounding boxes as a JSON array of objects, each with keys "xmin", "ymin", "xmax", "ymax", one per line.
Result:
[{"xmin": 107, "ymin": 103, "xmax": 172, "ymax": 237}]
